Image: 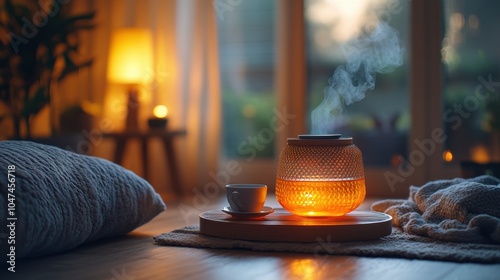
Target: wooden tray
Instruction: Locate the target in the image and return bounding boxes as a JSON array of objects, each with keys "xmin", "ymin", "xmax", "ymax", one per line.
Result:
[{"xmin": 199, "ymin": 208, "xmax": 392, "ymax": 242}]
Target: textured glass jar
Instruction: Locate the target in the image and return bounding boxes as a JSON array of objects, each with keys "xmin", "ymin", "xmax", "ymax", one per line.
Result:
[{"xmin": 275, "ymin": 135, "xmax": 366, "ymax": 217}]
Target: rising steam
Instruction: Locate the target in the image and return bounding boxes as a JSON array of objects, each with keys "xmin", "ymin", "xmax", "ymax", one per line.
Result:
[{"xmin": 311, "ymin": 22, "xmax": 404, "ymax": 134}]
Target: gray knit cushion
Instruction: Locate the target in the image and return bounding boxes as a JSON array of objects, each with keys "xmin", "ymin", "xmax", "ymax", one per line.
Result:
[{"xmin": 0, "ymin": 140, "xmax": 166, "ymax": 261}]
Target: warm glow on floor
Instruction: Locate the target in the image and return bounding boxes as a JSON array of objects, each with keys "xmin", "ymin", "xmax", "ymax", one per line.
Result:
[{"xmin": 289, "ymin": 259, "xmax": 318, "ymax": 280}]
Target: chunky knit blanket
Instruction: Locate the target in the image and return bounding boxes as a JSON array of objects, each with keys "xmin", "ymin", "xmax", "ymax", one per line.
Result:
[{"xmin": 371, "ymin": 175, "xmax": 500, "ymax": 244}]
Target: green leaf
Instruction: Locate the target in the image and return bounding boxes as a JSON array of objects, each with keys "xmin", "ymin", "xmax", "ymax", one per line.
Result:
[
  {"xmin": 56, "ymin": 54, "xmax": 93, "ymax": 81},
  {"xmin": 62, "ymin": 12, "xmax": 97, "ymax": 26}
]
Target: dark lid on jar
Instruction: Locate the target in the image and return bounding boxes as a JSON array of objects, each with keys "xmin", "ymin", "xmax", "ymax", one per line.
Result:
[{"xmin": 287, "ymin": 134, "xmax": 353, "ymax": 146}]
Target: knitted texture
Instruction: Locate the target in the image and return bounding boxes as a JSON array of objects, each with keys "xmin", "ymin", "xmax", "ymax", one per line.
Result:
[
  {"xmin": 0, "ymin": 140, "xmax": 166, "ymax": 261},
  {"xmin": 371, "ymin": 175, "xmax": 500, "ymax": 244}
]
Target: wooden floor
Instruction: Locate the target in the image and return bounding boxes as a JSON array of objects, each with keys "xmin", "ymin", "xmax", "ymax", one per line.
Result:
[{"xmin": 2, "ymin": 196, "xmax": 500, "ymax": 280}]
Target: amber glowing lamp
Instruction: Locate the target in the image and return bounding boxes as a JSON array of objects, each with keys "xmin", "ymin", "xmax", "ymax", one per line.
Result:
[{"xmin": 275, "ymin": 134, "xmax": 366, "ymax": 217}]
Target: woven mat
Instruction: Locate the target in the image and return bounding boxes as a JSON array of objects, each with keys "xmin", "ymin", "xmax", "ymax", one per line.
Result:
[{"xmin": 154, "ymin": 225, "xmax": 500, "ymax": 263}]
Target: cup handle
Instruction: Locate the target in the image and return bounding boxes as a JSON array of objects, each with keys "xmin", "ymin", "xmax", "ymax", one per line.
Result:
[{"xmin": 230, "ymin": 191, "xmax": 243, "ymax": 211}]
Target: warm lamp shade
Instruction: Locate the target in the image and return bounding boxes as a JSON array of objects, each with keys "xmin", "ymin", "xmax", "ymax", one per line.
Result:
[{"xmin": 107, "ymin": 28, "xmax": 153, "ymax": 84}]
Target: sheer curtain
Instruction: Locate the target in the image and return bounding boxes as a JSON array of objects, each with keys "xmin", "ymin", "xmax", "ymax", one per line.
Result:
[
  {"xmin": 87, "ymin": 0, "xmax": 220, "ymax": 194},
  {"xmin": 175, "ymin": 0, "xmax": 221, "ymax": 192}
]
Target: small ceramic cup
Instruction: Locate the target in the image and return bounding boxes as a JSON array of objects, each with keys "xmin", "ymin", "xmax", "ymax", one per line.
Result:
[{"xmin": 226, "ymin": 184, "xmax": 267, "ymax": 212}]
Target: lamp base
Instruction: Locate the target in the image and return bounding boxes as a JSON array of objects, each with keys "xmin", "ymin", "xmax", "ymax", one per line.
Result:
[{"xmin": 125, "ymin": 89, "xmax": 140, "ymax": 131}]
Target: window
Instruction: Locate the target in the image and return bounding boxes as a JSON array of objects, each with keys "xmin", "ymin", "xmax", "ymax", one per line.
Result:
[
  {"xmin": 217, "ymin": 0, "xmax": 277, "ymax": 159},
  {"xmin": 305, "ymin": 0, "xmax": 410, "ymax": 167},
  {"xmin": 216, "ymin": 0, "xmax": 499, "ymax": 196},
  {"xmin": 441, "ymin": 0, "xmax": 500, "ymax": 165}
]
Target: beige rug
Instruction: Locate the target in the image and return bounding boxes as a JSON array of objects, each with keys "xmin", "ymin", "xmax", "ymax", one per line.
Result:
[{"xmin": 154, "ymin": 225, "xmax": 500, "ymax": 263}]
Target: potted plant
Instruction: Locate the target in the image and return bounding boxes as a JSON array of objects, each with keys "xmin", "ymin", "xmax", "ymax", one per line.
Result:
[{"xmin": 0, "ymin": 0, "xmax": 95, "ymax": 139}]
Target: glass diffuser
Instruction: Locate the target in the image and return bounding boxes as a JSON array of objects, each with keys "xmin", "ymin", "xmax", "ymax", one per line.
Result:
[{"xmin": 275, "ymin": 135, "xmax": 366, "ymax": 217}]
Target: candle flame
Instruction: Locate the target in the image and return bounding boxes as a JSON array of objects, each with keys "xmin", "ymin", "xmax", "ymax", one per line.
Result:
[{"xmin": 153, "ymin": 105, "xmax": 168, "ymax": 118}]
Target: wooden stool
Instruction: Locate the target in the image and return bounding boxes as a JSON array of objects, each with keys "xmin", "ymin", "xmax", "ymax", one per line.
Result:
[{"xmin": 104, "ymin": 129, "xmax": 186, "ymax": 196}]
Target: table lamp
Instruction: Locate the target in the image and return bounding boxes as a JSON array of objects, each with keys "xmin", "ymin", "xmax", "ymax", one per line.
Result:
[{"xmin": 107, "ymin": 28, "xmax": 153, "ymax": 131}]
